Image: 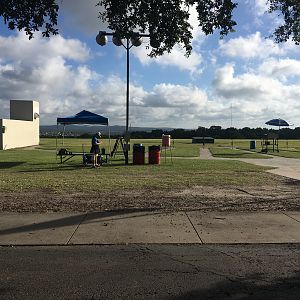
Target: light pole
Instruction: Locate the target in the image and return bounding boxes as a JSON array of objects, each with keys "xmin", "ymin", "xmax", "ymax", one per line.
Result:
[{"xmin": 96, "ymin": 31, "xmax": 151, "ymax": 165}]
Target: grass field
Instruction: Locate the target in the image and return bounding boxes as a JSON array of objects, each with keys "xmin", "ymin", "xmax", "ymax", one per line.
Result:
[
  {"xmin": 2, "ymin": 138, "xmax": 300, "ymax": 213},
  {"xmin": 40, "ymin": 138, "xmax": 200, "ymax": 157},
  {"xmin": 209, "ymin": 147, "xmax": 270, "ymax": 159},
  {"xmin": 0, "ymin": 138, "xmax": 278, "ymax": 193},
  {"xmin": 210, "ymin": 139, "xmax": 300, "ymax": 158},
  {"xmin": 39, "ymin": 138, "xmax": 300, "ymax": 158}
]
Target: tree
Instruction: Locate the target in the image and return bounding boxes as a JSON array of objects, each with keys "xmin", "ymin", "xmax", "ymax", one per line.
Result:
[
  {"xmin": 268, "ymin": 0, "xmax": 300, "ymax": 44},
  {"xmin": 0, "ymin": 0, "xmax": 299, "ymax": 53},
  {"xmin": 0, "ymin": 0, "xmax": 59, "ymax": 39},
  {"xmin": 98, "ymin": 0, "xmax": 237, "ymax": 56}
]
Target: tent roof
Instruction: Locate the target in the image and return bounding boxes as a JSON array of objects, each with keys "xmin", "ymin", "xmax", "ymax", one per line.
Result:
[
  {"xmin": 265, "ymin": 118, "xmax": 290, "ymax": 127},
  {"xmin": 57, "ymin": 110, "xmax": 108, "ymax": 125}
]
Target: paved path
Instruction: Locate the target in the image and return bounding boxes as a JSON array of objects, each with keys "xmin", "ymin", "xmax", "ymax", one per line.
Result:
[
  {"xmin": 1, "ymin": 244, "xmax": 299, "ymax": 299},
  {"xmin": 199, "ymin": 147, "xmax": 215, "ymax": 159},
  {"xmin": 239, "ymin": 155, "xmax": 300, "ymax": 180},
  {"xmin": 200, "ymin": 148, "xmax": 300, "ymax": 180},
  {"xmin": 0, "ymin": 211, "xmax": 299, "ymax": 245}
]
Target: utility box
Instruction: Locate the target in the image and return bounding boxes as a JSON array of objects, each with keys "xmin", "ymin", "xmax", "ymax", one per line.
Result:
[{"xmin": 250, "ymin": 140, "xmax": 256, "ymax": 150}]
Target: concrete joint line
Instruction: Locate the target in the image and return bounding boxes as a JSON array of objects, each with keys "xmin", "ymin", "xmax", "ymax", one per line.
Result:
[
  {"xmin": 66, "ymin": 214, "xmax": 87, "ymax": 245},
  {"xmin": 282, "ymin": 212, "xmax": 300, "ymax": 224},
  {"xmin": 185, "ymin": 212, "xmax": 203, "ymax": 244}
]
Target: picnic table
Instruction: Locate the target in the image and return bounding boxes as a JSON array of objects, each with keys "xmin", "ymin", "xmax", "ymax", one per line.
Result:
[{"xmin": 57, "ymin": 148, "xmax": 110, "ymax": 165}]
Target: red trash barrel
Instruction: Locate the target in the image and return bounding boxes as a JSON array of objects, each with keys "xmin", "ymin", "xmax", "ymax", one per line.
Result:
[
  {"xmin": 148, "ymin": 145, "xmax": 161, "ymax": 164},
  {"xmin": 133, "ymin": 144, "xmax": 145, "ymax": 165}
]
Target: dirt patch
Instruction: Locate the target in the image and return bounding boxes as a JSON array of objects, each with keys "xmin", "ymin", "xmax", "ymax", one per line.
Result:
[{"xmin": 0, "ymin": 176, "xmax": 299, "ymax": 213}]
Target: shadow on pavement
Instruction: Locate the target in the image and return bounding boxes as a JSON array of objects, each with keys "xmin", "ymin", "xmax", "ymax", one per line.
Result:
[
  {"xmin": 165, "ymin": 271, "xmax": 300, "ymax": 300},
  {"xmin": 0, "ymin": 208, "xmax": 162, "ymax": 236}
]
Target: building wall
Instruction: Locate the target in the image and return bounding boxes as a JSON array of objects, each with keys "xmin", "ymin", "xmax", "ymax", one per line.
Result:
[
  {"xmin": 0, "ymin": 119, "xmax": 3, "ymax": 150},
  {"xmin": 0, "ymin": 100, "xmax": 39, "ymax": 150}
]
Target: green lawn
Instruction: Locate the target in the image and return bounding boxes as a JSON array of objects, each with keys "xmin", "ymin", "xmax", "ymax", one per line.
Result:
[
  {"xmin": 41, "ymin": 137, "xmax": 300, "ymax": 158},
  {"xmin": 0, "ymin": 138, "xmax": 276, "ymax": 193},
  {"xmin": 209, "ymin": 147, "xmax": 270, "ymax": 159},
  {"xmin": 211, "ymin": 139, "xmax": 300, "ymax": 158},
  {"xmin": 40, "ymin": 138, "xmax": 201, "ymax": 157},
  {"xmin": 261, "ymin": 149, "xmax": 300, "ymax": 158}
]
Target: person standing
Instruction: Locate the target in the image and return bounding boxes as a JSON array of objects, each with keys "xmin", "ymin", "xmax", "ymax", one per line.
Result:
[{"xmin": 90, "ymin": 132, "xmax": 102, "ymax": 167}]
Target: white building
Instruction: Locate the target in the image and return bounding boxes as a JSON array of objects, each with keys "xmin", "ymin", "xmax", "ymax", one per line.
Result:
[{"xmin": 0, "ymin": 100, "xmax": 40, "ymax": 150}]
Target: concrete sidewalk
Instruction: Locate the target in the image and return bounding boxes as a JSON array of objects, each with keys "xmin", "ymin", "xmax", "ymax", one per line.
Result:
[
  {"xmin": 0, "ymin": 211, "xmax": 299, "ymax": 245},
  {"xmin": 200, "ymin": 148, "xmax": 300, "ymax": 181},
  {"xmin": 239, "ymin": 155, "xmax": 300, "ymax": 181}
]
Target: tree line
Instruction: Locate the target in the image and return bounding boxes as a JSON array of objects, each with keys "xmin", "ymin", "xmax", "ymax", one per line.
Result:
[{"xmin": 128, "ymin": 126, "xmax": 300, "ymax": 140}]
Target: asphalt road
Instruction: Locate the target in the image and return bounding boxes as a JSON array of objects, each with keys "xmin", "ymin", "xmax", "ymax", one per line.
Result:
[{"xmin": 0, "ymin": 244, "xmax": 299, "ymax": 299}]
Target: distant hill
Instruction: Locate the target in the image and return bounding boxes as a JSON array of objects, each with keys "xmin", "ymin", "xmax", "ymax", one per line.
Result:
[{"xmin": 40, "ymin": 124, "xmax": 174, "ymax": 136}]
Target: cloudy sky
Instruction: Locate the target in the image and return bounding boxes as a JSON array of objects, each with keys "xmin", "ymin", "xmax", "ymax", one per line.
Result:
[{"xmin": 0, "ymin": 0, "xmax": 299, "ymax": 129}]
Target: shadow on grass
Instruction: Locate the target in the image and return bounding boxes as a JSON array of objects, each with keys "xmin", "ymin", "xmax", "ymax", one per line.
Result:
[
  {"xmin": 16, "ymin": 162, "xmax": 138, "ymax": 172},
  {"xmin": 0, "ymin": 208, "xmax": 163, "ymax": 237},
  {"xmin": 16, "ymin": 163, "xmax": 87, "ymax": 172},
  {"xmin": 0, "ymin": 162, "xmax": 25, "ymax": 169},
  {"xmin": 164, "ymin": 271, "xmax": 300, "ymax": 300}
]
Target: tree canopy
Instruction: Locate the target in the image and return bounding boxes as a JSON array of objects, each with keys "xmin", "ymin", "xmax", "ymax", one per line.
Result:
[
  {"xmin": 268, "ymin": 0, "xmax": 300, "ymax": 45},
  {"xmin": 0, "ymin": 0, "xmax": 59, "ymax": 38},
  {"xmin": 0, "ymin": 0, "xmax": 299, "ymax": 55},
  {"xmin": 98, "ymin": 0, "xmax": 237, "ymax": 56}
]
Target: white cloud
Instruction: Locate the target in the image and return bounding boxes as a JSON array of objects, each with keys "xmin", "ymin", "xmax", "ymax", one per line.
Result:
[
  {"xmin": 0, "ymin": 32, "xmax": 208, "ymax": 127},
  {"xmin": 259, "ymin": 58, "xmax": 300, "ymax": 80},
  {"xmin": 1, "ymin": 28, "xmax": 299, "ymax": 129},
  {"xmin": 132, "ymin": 45, "xmax": 202, "ymax": 76},
  {"xmin": 219, "ymin": 32, "xmax": 285, "ymax": 59},
  {"xmin": 252, "ymin": 0, "xmax": 269, "ymax": 16},
  {"xmin": 141, "ymin": 83, "xmax": 208, "ymax": 108},
  {"xmin": 0, "ymin": 33, "xmax": 89, "ymax": 63},
  {"xmin": 129, "ymin": 83, "xmax": 227, "ymax": 128},
  {"xmin": 0, "ymin": 33, "xmax": 93, "ymax": 121},
  {"xmin": 212, "ymin": 63, "xmax": 300, "ymax": 125}
]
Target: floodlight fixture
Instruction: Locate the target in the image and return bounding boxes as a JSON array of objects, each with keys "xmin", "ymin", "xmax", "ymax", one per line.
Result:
[
  {"xmin": 96, "ymin": 31, "xmax": 108, "ymax": 46},
  {"xmin": 131, "ymin": 33, "xmax": 142, "ymax": 47},
  {"xmin": 96, "ymin": 30, "xmax": 153, "ymax": 164},
  {"xmin": 150, "ymin": 37, "xmax": 160, "ymax": 49},
  {"xmin": 112, "ymin": 35, "xmax": 123, "ymax": 46}
]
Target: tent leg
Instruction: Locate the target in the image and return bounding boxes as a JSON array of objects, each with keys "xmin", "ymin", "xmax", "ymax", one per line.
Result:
[
  {"xmin": 63, "ymin": 125, "xmax": 65, "ymax": 146},
  {"xmin": 108, "ymin": 125, "xmax": 111, "ymax": 163},
  {"xmin": 56, "ymin": 123, "xmax": 58, "ymax": 162}
]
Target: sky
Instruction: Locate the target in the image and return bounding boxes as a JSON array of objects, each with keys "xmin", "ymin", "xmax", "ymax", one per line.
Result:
[{"xmin": 0, "ymin": 0, "xmax": 299, "ymax": 129}]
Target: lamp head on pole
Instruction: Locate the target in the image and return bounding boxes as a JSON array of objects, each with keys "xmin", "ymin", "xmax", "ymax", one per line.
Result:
[
  {"xmin": 150, "ymin": 36, "xmax": 160, "ymax": 48},
  {"xmin": 112, "ymin": 34, "xmax": 123, "ymax": 46},
  {"xmin": 96, "ymin": 31, "xmax": 107, "ymax": 46},
  {"xmin": 131, "ymin": 32, "xmax": 142, "ymax": 47}
]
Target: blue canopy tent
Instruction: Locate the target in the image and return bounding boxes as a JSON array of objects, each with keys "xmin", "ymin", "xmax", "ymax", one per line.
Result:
[
  {"xmin": 56, "ymin": 110, "xmax": 111, "ymax": 163},
  {"xmin": 57, "ymin": 110, "xmax": 108, "ymax": 126},
  {"xmin": 263, "ymin": 118, "xmax": 293, "ymax": 153},
  {"xmin": 265, "ymin": 118, "xmax": 291, "ymax": 129}
]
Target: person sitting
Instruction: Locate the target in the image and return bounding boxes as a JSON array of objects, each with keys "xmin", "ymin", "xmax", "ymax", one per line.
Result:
[{"xmin": 90, "ymin": 132, "xmax": 102, "ymax": 167}]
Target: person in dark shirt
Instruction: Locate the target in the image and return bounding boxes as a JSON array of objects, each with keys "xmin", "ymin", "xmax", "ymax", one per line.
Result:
[{"xmin": 90, "ymin": 132, "xmax": 102, "ymax": 167}]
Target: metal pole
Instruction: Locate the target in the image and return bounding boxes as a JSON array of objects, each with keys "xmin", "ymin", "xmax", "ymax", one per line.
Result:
[
  {"xmin": 96, "ymin": 31, "xmax": 152, "ymax": 165},
  {"xmin": 125, "ymin": 38, "xmax": 130, "ymax": 165}
]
